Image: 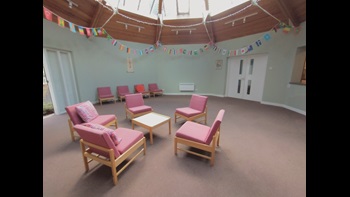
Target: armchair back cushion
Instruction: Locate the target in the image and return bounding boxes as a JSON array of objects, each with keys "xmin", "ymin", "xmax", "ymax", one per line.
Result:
[
  {"xmin": 117, "ymin": 85, "xmax": 131, "ymax": 96},
  {"xmin": 65, "ymin": 103, "xmax": 85, "ymax": 125},
  {"xmin": 98, "ymin": 87, "xmax": 113, "ymax": 98},
  {"xmin": 125, "ymin": 93, "xmax": 144, "ymax": 108},
  {"xmin": 82, "ymin": 123, "xmax": 122, "ymax": 145},
  {"xmin": 189, "ymin": 94, "xmax": 208, "ymax": 112},
  {"xmin": 74, "ymin": 124, "xmax": 121, "ymax": 158},
  {"xmin": 205, "ymin": 109, "xmax": 225, "ymax": 144},
  {"xmin": 148, "ymin": 83, "xmax": 161, "ymax": 91}
]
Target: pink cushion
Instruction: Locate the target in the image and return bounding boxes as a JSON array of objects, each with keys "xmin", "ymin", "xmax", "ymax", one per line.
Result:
[
  {"xmin": 175, "ymin": 107, "xmax": 202, "ymax": 117},
  {"xmin": 205, "ymin": 109, "xmax": 225, "ymax": 144},
  {"xmin": 115, "ymin": 127, "xmax": 144, "ymax": 154},
  {"xmin": 189, "ymin": 94, "xmax": 208, "ymax": 112},
  {"xmin": 135, "ymin": 85, "xmax": 145, "ymax": 92},
  {"xmin": 89, "ymin": 114, "xmax": 116, "ymax": 126},
  {"xmin": 82, "ymin": 123, "xmax": 122, "ymax": 145},
  {"xmin": 65, "ymin": 103, "xmax": 85, "ymax": 125},
  {"xmin": 73, "ymin": 124, "xmax": 120, "ymax": 158},
  {"xmin": 117, "ymin": 86, "xmax": 131, "ymax": 95},
  {"xmin": 125, "ymin": 94, "xmax": 144, "ymax": 108},
  {"xmin": 175, "ymin": 121, "xmax": 211, "ymax": 144},
  {"xmin": 148, "ymin": 83, "xmax": 162, "ymax": 92},
  {"xmin": 75, "ymin": 101, "xmax": 99, "ymax": 122},
  {"xmin": 129, "ymin": 106, "xmax": 152, "ymax": 114}
]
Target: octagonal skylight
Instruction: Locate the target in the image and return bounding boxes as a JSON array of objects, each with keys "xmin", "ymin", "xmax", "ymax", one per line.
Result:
[{"xmin": 104, "ymin": 0, "xmax": 250, "ymax": 20}]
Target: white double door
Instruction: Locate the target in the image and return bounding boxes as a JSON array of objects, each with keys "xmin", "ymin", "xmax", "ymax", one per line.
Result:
[
  {"xmin": 226, "ymin": 53, "xmax": 268, "ymax": 102},
  {"xmin": 43, "ymin": 48, "xmax": 79, "ymax": 114}
]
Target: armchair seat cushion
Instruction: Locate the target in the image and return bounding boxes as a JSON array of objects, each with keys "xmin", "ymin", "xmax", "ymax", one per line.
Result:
[
  {"xmin": 119, "ymin": 92, "xmax": 130, "ymax": 96},
  {"xmin": 129, "ymin": 106, "xmax": 152, "ymax": 114},
  {"xmin": 175, "ymin": 107, "xmax": 202, "ymax": 117},
  {"xmin": 116, "ymin": 128, "xmax": 144, "ymax": 154},
  {"xmin": 89, "ymin": 114, "xmax": 117, "ymax": 125},
  {"xmin": 175, "ymin": 121, "xmax": 210, "ymax": 144},
  {"xmin": 99, "ymin": 93, "xmax": 114, "ymax": 98}
]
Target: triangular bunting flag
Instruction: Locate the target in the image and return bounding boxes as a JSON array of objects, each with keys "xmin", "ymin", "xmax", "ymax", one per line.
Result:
[
  {"xmin": 86, "ymin": 28, "xmax": 91, "ymax": 37},
  {"xmin": 247, "ymin": 45, "xmax": 253, "ymax": 52},
  {"xmin": 240, "ymin": 47, "xmax": 247, "ymax": 54},
  {"xmin": 263, "ymin": 33, "xmax": 271, "ymax": 41},
  {"xmin": 44, "ymin": 7, "xmax": 52, "ymax": 21},
  {"xmin": 69, "ymin": 22, "xmax": 76, "ymax": 33},
  {"xmin": 58, "ymin": 17, "xmax": 65, "ymax": 27},
  {"xmin": 255, "ymin": 39, "xmax": 262, "ymax": 46},
  {"xmin": 78, "ymin": 26, "xmax": 85, "ymax": 35}
]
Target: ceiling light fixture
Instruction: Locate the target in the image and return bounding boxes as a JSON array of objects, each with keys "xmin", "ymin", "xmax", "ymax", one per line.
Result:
[
  {"xmin": 224, "ymin": 12, "xmax": 258, "ymax": 26},
  {"xmin": 66, "ymin": 0, "xmax": 78, "ymax": 9},
  {"xmin": 116, "ymin": 21, "xmax": 145, "ymax": 32},
  {"xmin": 171, "ymin": 28, "xmax": 196, "ymax": 35}
]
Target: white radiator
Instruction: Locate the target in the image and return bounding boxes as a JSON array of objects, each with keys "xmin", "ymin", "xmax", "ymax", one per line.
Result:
[{"xmin": 179, "ymin": 83, "xmax": 195, "ymax": 92}]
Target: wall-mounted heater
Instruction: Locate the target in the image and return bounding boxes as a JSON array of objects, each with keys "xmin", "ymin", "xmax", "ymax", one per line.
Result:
[{"xmin": 179, "ymin": 83, "xmax": 195, "ymax": 92}]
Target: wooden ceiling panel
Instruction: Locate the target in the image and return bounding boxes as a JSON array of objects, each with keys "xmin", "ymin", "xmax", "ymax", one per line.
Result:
[{"xmin": 43, "ymin": 0, "xmax": 306, "ymax": 45}]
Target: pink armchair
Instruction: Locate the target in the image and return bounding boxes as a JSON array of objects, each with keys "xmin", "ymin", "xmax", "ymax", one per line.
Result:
[
  {"xmin": 174, "ymin": 94, "xmax": 208, "ymax": 124},
  {"xmin": 65, "ymin": 101, "xmax": 117, "ymax": 142},
  {"xmin": 116, "ymin": 85, "xmax": 131, "ymax": 102},
  {"xmin": 74, "ymin": 123, "xmax": 146, "ymax": 185},
  {"xmin": 174, "ymin": 109, "xmax": 225, "ymax": 166},
  {"xmin": 148, "ymin": 83, "xmax": 163, "ymax": 97},
  {"xmin": 134, "ymin": 84, "xmax": 150, "ymax": 98},
  {"xmin": 97, "ymin": 86, "xmax": 116, "ymax": 105},
  {"xmin": 125, "ymin": 93, "xmax": 153, "ymax": 120}
]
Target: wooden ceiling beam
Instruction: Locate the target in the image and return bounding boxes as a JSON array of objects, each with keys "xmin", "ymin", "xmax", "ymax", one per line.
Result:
[
  {"xmin": 274, "ymin": 0, "xmax": 300, "ymax": 26},
  {"xmin": 90, "ymin": 3, "xmax": 102, "ymax": 27},
  {"xmin": 155, "ymin": 0, "xmax": 164, "ymax": 43}
]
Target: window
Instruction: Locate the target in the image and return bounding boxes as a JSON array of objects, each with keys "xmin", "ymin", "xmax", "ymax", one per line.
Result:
[{"xmin": 290, "ymin": 46, "xmax": 306, "ymax": 85}]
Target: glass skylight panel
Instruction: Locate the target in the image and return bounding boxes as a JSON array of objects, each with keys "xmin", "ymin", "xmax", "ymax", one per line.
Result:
[
  {"xmin": 208, "ymin": 0, "xmax": 249, "ymax": 16},
  {"xmin": 104, "ymin": 0, "xmax": 249, "ymax": 20}
]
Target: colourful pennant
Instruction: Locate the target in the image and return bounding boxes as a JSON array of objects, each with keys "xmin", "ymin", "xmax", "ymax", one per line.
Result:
[
  {"xmin": 255, "ymin": 39, "xmax": 262, "ymax": 46},
  {"xmin": 58, "ymin": 17, "xmax": 65, "ymax": 27},
  {"xmin": 112, "ymin": 40, "xmax": 118, "ymax": 46},
  {"xmin": 264, "ymin": 33, "xmax": 271, "ymax": 41},
  {"xmin": 247, "ymin": 45, "xmax": 253, "ymax": 52},
  {"xmin": 44, "ymin": 7, "xmax": 52, "ymax": 21},
  {"xmin": 86, "ymin": 28, "xmax": 91, "ymax": 37},
  {"xmin": 92, "ymin": 28, "xmax": 98, "ymax": 36},
  {"xmin": 222, "ymin": 49, "xmax": 227, "ymax": 56},
  {"xmin": 69, "ymin": 22, "xmax": 76, "ymax": 33},
  {"xmin": 240, "ymin": 47, "xmax": 247, "ymax": 54},
  {"xmin": 78, "ymin": 26, "xmax": 85, "ymax": 35},
  {"xmin": 283, "ymin": 26, "xmax": 291, "ymax": 33}
]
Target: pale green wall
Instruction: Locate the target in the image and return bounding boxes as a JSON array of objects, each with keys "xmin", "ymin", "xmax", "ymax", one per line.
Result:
[{"xmin": 43, "ymin": 19, "xmax": 306, "ymax": 113}]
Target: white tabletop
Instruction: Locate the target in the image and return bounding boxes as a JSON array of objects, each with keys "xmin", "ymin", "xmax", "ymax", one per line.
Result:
[{"xmin": 132, "ymin": 112, "xmax": 170, "ymax": 127}]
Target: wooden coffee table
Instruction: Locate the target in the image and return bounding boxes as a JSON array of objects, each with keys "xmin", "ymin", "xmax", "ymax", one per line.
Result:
[{"xmin": 131, "ymin": 112, "xmax": 171, "ymax": 144}]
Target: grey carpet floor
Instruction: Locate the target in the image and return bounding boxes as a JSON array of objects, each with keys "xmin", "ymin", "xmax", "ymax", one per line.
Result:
[{"xmin": 43, "ymin": 95, "xmax": 306, "ymax": 197}]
